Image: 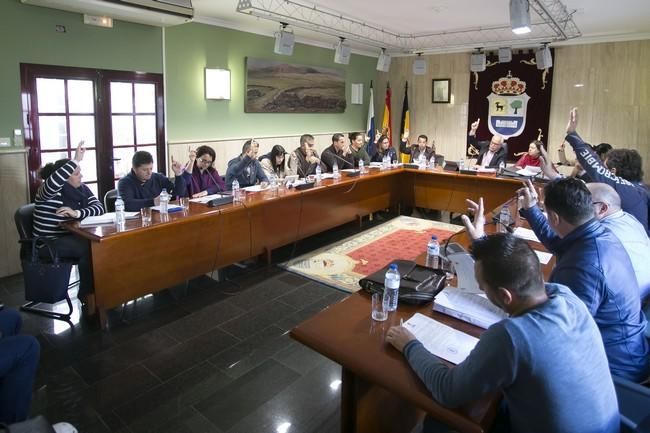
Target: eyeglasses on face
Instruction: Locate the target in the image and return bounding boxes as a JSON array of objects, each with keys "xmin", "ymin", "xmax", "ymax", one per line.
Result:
[{"xmin": 198, "ymin": 157, "xmax": 213, "ymax": 165}]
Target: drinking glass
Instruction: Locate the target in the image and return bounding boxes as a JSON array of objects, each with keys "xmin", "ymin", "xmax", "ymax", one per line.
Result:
[
  {"xmin": 371, "ymin": 292, "xmax": 388, "ymax": 321},
  {"xmin": 140, "ymin": 207, "xmax": 152, "ymax": 225}
]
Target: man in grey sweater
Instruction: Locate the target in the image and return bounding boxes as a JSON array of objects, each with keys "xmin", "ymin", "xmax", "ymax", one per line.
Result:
[{"xmin": 387, "ymin": 232, "xmax": 619, "ymax": 433}]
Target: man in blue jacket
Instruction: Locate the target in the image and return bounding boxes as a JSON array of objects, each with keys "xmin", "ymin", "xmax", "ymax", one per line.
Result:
[
  {"xmin": 519, "ymin": 177, "xmax": 649, "ymax": 381},
  {"xmin": 564, "ymin": 108, "xmax": 649, "ymax": 235},
  {"xmin": 118, "ymin": 151, "xmax": 187, "ymax": 212},
  {"xmin": 225, "ymin": 140, "xmax": 268, "ymax": 189}
]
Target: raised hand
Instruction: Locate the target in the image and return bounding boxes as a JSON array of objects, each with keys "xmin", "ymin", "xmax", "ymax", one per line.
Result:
[
  {"xmin": 517, "ymin": 180, "xmax": 538, "ymax": 209},
  {"xmin": 402, "ymin": 129, "xmax": 410, "ymax": 141},
  {"xmin": 470, "ymin": 118, "xmax": 480, "ymax": 131},
  {"xmin": 73, "ymin": 141, "xmax": 86, "ymax": 162},
  {"xmin": 538, "ymin": 145, "xmax": 561, "ymax": 180},
  {"xmin": 460, "ymin": 197, "xmax": 486, "ymax": 240},
  {"xmin": 566, "ymin": 107, "xmax": 578, "ymax": 134},
  {"xmin": 171, "ymin": 157, "xmax": 183, "ymax": 176}
]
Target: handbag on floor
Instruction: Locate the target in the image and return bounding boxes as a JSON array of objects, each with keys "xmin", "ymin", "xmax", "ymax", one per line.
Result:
[
  {"xmin": 359, "ymin": 259, "xmax": 447, "ymax": 305},
  {"xmin": 21, "ymin": 238, "xmax": 73, "ymax": 304}
]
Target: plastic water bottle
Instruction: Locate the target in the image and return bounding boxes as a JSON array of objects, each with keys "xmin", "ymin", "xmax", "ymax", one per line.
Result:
[
  {"xmin": 459, "ymin": 157, "xmax": 465, "ymax": 170},
  {"xmin": 382, "ymin": 154, "xmax": 389, "ymax": 170},
  {"xmin": 333, "ymin": 161, "xmax": 340, "ymax": 179},
  {"xmin": 269, "ymin": 173, "xmax": 278, "ymax": 192},
  {"xmin": 425, "ymin": 235, "xmax": 440, "ymax": 268},
  {"xmin": 315, "ymin": 164, "xmax": 322, "ymax": 183},
  {"xmin": 358, "ymin": 158, "xmax": 364, "ymax": 174},
  {"xmin": 499, "ymin": 205, "xmax": 511, "ymax": 233},
  {"xmin": 114, "ymin": 194, "xmax": 125, "ymax": 225},
  {"xmin": 232, "ymin": 179, "xmax": 241, "ymax": 203},
  {"xmin": 383, "ymin": 263, "xmax": 401, "ymax": 312},
  {"xmin": 159, "ymin": 188, "xmax": 169, "ymax": 214}
]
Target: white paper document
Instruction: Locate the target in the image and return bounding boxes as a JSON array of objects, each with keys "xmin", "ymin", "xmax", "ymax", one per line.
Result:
[
  {"xmin": 189, "ymin": 193, "xmax": 229, "ymax": 204},
  {"xmin": 243, "ymin": 185, "xmax": 268, "ymax": 192},
  {"xmin": 513, "ymin": 227, "xmax": 541, "ymax": 243},
  {"xmin": 80, "ymin": 212, "xmax": 139, "ymax": 226},
  {"xmin": 516, "ymin": 166, "xmax": 542, "ymax": 177},
  {"xmin": 534, "ymin": 250, "xmax": 553, "ymax": 264},
  {"xmin": 403, "ymin": 313, "xmax": 479, "ymax": 365},
  {"xmin": 433, "ymin": 288, "xmax": 507, "ymax": 329}
]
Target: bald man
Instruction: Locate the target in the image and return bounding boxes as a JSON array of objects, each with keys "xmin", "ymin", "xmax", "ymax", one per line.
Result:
[
  {"xmin": 468, "ymin": 118, "xmax": 506, "ymax": 168},
  {"xmin": 588, "ymin": 183, "xmax": 650, "ymax": 301}
]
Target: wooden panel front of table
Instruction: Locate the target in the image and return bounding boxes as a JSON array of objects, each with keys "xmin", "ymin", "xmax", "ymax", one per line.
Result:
[{"xmin": 65, "ymin": 168, "xmax": 520, "ymax": 327}]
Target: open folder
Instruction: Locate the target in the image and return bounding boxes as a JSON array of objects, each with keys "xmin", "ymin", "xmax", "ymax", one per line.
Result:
[{"xmin": 433, "ymin": 288, "xmax": 507, "ymax": 329}]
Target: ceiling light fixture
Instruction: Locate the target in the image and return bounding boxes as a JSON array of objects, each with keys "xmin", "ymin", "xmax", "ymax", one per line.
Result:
[
  {"xmin": 510, "ymin": 0, "xmax": 532, "ymax": 35},
  {"xmin": 334, "ymin": 37, "xmax": 352, "ymax": 65},
  {"xmin": 376, "ymin": 48, "xmax": 391, "ymax": 72},
  {"xmin": 274, "ymin": 22, "xmax": 295, "ymax": 56},
  {"xmin": 413, "ymin": 53, "xmax": 427, "ymax": 75}
]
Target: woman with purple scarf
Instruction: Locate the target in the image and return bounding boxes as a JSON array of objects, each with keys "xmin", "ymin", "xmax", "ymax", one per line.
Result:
[{"xmin": 182, "ymin": 145, "xmax": 226, "ymax": 198}]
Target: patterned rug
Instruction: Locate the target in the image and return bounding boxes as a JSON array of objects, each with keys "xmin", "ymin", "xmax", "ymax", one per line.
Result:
[{"xmin": 280, "ymin": 216, "xmax": 463, "ymax": 293}]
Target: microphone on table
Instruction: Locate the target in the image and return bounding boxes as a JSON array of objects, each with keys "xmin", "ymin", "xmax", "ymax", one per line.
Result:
[{"xmin": 329, "ymin": 150, "xmax": 355, "ymax": 170}]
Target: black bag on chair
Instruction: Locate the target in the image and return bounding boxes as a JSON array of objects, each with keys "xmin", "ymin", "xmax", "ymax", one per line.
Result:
[{"xmin": 21, "ymin": 239, "xmax": 73, "ymax": 304}]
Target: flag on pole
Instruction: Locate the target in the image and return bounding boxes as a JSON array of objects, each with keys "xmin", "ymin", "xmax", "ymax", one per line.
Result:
[
  {"xmin": 381, "ymin": 82, "xmax": 392, "ymax": 146},
  {"xmin": 366, "ymin": 81, "xmax": 376, "ymax": 157},
  {"xmin": 399, "ymin": 81, "xmax": 411, "ymax": 163}
]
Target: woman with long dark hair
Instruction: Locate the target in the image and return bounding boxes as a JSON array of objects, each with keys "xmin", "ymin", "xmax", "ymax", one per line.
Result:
[
  {"xmin": 515, "ymin": 140, "xmax": 544, "ymax": 168},
  {"xmin": 182, "ymin": 145, "xmax": 226, "ymax": 198},
  {"xmin": 33, "ymin": 141, "xmax": 104, "ymax": 304},
  {"xmin": 370, "ymin": 135, "xmax": 397, "ymax": 163},
  {"xmin": 259, "ymin": 145, "xmax": 288, "ymax": 179}
]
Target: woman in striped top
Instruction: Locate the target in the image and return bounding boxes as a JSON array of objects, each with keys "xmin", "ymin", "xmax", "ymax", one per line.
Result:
[{"xmin": 33, "ymin": 141, "xmax": 104, "ymax": 303}]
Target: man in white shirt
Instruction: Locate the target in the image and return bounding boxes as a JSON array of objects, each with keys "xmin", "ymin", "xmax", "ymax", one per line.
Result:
[{"xmin": 467, "ymin": 118, "xmax": 506, "ymax": 168}]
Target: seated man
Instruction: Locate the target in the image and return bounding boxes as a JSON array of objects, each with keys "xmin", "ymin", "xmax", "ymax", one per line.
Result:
[
  {"xmin": 287, "ymin": 134, "xmax": 324, "ymax": 177},
  {"xmin": 467, "ymin": 118, "xmax": 506, "ymax": 168},
  {"xmin": 564, "ymin": 108, "xmax": 648, "ymax": 233},
  {"xmin": 387, "ymin": 233, "xmax": 619, "ymax": 433},
  {"xmin": 118, "ymin": 151, "xmax": 186, "ymax": 212},
  {"xmin": 321, "ymin": 133, "xmax": 355, "ymax": 172},
  {"xmin": 225, "ymin": 139, "xmax": 268, "ymax": 188},
  {"xmin": 0, "ymin": 308, "xmax": 40, "ymax": 424},
  {"xmin": 519, "ymin": 177, "xmax": 649, "ymax": 381},
  {"xmin": 400, "ymin": 131, "xmax": 435, "ymax": 164},
  {"xmin": 348, "ymin": 132, "xmax": 370, "ymax": 166}
]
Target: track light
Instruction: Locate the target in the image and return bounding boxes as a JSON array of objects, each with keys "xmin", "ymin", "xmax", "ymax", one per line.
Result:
[
  {"xmin": 510, "ymin": 0, "xmax": 531, "ymax": 35},
  {"xmin": 376, "ymin": 48, "xmax": 391, "ymax": 72},
  {"xmin": 334, "ymin": 37, "xmax": 351, "ymax": 65},
  {"xmin": 498, "ymin": 47, "xmax": 512, "ymax": 63},
  {"xmin": 274, "ymin": 23, "xmax": 295, "ymax": 56},
  {"xmin": 413, "ymin": 53, "xmax": 426, "ymax": 75}
]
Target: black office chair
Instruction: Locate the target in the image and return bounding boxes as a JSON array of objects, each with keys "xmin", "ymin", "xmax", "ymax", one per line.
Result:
[
  {"xmin": 103, "ymin": 188, "xmax": 118, "ymax": 213},
  {"xmin": 614, "ymin": 375, "xmax": 650, "ymax": 433},
  {"xmin": 14, "ymin": 204, "xmax": 75, "ymax": 321},
  {"xmin": 434, "ymin": 154, "xmax": 445, "ymax": 167}
]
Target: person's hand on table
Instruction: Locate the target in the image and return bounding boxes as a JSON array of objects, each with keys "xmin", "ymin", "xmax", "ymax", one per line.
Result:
[
  {"xmin": 260, "ymin": 181, "xmax": 269, "ymax": 188},
  {"xmin": 192, "ymin": 191, "xmax": 208, "ymax": 199},
  {"xmin": 56, "ymin": 207, "xmax": 80, "ymax": 219},
  {"xmin": 386, "ymin": 326, "xmax": 417, "ymax": 353},
  {"xmin": 517, "ymin": 180, "xmax": 538, "ymax": 209},
  {"xmin": 461, "ymin": 197, "xmax": 486, "ymax": 239}
]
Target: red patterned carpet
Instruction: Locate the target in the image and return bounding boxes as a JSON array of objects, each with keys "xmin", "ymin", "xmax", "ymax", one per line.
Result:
[{"xmin": 281, "ymin": 216, "xmax": 462, "ymax": 293}]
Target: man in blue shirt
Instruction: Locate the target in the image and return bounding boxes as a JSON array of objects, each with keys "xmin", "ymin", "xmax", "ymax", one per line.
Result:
[
  {"xmin": 225, "ymin": 140, "xmax": 268, "ymax": 189},
  {"xmin": 519, "ymin": 177, "xmax": 649, "ymax": 381},
  {"xmin": 387, "ymin": 234, "xmax": 619, "ymax": 433},
  {"xmin": 118, "ymin": 151, "xmax": 187, "ymax": 212}
]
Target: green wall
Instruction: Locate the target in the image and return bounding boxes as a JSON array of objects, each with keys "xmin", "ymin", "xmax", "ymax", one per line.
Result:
[
  {"xmin": 164, "ymin": 23, "xmax": 376, "ymax": 142},
  {"xmin": 0, "ymin": 0, "xmax": 163, "ymax": 142}
]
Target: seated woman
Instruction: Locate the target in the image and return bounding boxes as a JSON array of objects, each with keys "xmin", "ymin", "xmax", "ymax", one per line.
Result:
[
  {"xmin": 515, "ymin": 140, "xmax": 543, "ymax": 168},
  {"xmin": 370, "ymin": 135, "xmax": 397, "ymax": 163},
  {"xmin": 33, "ymin": 141, "xmax": 104, "ymax": 304},
  {"xmin": 182, "ymin": 145, "xmax": 226, "ymax": 198},
  {"xmin": 259, "ymin": 145, "xmax": 288, "ymax": 179}
]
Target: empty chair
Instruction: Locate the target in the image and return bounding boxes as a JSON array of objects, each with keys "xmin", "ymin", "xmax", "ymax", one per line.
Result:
[
  {"xmin": 103, "ymin": 188, "xmax": 118, "ymax": 213},
  {"xmin": 614, "ymin": 375, "xmax": 650, "ymax": 433}
]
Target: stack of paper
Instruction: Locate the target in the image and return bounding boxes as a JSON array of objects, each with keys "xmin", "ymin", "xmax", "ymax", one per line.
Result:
[
  {"xmin": 189, "ymin": 193, "xmax": 228, "ymax": 204},
  {"xmin": 513, "ymin": 227, "xmax": 541, "ymax": 243},
  {"xmin": 433, "ymin": 288, "xmax": 507, "ymax": 329},
  {"xmin": 403, "ymin": 313, "xmax": 479, "ymax": 365},
  {"xmin": 80, "ymin": 212, "xmax": 139, "ymax": 226}
]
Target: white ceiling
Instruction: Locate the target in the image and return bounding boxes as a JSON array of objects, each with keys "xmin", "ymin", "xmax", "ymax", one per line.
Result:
[{"xmin": 192, "ymin": 0, "xmax": 650, "ymax": 55}]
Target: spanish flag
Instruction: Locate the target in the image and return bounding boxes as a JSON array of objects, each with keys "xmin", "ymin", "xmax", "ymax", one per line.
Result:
[
  {"xmin": 399, "ymin": 81, "xmax": 410, "ymax": 163},
  {"xmin": 381, "ymin": 82, "xmax": 392, "ymax": 145}
]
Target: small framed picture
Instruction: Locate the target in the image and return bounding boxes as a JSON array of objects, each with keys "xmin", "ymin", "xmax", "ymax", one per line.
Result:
[{"xmin": 432, "ymin": 79, "xmax": 451, "ymax": 103}]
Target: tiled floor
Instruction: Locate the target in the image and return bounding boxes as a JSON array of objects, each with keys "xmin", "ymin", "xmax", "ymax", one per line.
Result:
[{"xmin": 1, "ymin": 214, "xmax": 402, "ymax": 433}]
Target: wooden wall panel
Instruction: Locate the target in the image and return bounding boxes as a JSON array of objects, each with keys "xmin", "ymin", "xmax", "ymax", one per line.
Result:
[{"xmin": 0, "ymin": 149, "xmax": 29, "ymax": 277}]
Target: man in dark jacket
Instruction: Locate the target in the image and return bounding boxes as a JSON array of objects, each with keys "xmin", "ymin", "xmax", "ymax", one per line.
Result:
[
  {"xmin": 225, "ymin": 139, "xmax": 268, "ymax": 189},
  {"xmin": 467, "ymin": 118, "xmax": 506, "ymax": 168},
  {"xmin": 321, "ymin": 133, "xmax": 355, "ymax": 172},
  {"xmin": 519, "ymin": 177, "xmax": 649, "ymax": 381},
  {"xmin": 118, "ymin": 150, "xmax": 186, "ymax": 212},
  {"xmin": 564, "ymin": 108, "xmax": 649, "ymax": 235}
]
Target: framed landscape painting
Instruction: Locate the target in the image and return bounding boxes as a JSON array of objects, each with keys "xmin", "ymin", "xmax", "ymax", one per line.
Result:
[{"xmin": 245, "ymin": 58, "xmax": 346, "ymax": 113}]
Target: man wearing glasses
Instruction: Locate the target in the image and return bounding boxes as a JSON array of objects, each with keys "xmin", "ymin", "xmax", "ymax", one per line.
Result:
[
  {"xmin": 287, "ymin": 134, "xmax": 324, "ymax": 178},
  {"xmin": 468, "ymin": 118, "xmax": 506, "ymax": 168}
]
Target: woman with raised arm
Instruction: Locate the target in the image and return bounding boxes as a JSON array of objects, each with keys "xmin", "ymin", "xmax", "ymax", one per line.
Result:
[
  {"xmin": 182, "ymin": 145, "xmax": 226, "ymax": 198},
  {"xmin": 33, "ymin": 141, "xmax": 104, "ymax": 305}
]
